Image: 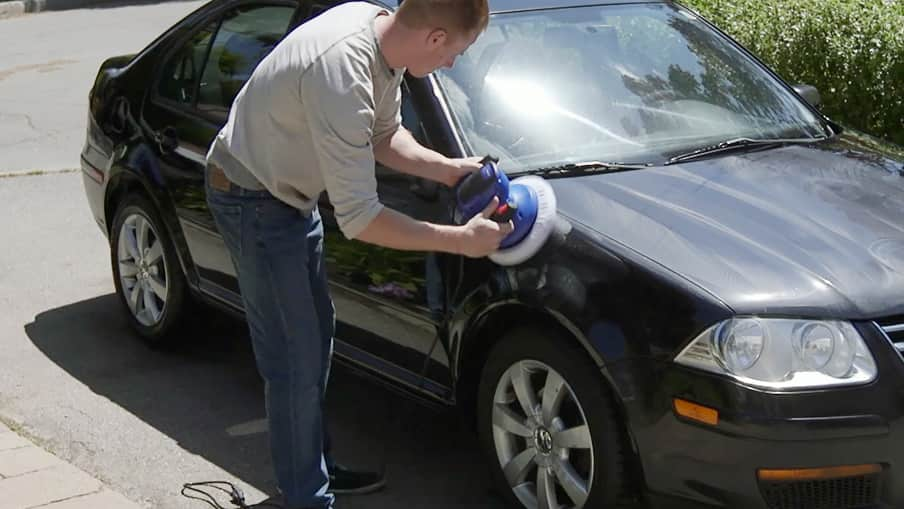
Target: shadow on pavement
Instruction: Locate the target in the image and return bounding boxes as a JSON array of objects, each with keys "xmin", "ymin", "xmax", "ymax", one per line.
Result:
[{"xmin": 24, "ymin": 294, "xmax": 507, "ymax": 508}]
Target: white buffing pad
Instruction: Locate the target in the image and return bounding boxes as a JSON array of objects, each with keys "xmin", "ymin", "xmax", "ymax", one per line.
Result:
[{"xmin": 489, "ymin": 175, "xmax": 558, "ymax": 266}]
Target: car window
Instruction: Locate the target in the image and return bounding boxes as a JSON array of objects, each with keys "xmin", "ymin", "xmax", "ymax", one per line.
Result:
[
  {"xmin": 308, "ymin": 3, "xmax": 330, "ymax": 20},
  {"xmin": 196, "ymin": 5, "xmax": 295, "ymax": 118},
  {"xmin": 401, "ymin": 85, "xmax": 428, "ymax": 144},
  {"xmin": 158, "ymin": 21, "xmax": 217, "ymax": 105}
]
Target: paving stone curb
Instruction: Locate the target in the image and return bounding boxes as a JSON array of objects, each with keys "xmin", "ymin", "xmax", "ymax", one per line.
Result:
[{"xmin": 0, "ymin": 421, "xmax": 144, "ymax": 509}]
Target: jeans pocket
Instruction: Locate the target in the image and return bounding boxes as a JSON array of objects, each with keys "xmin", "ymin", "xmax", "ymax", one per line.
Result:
[
  {"xmin": 254, "ymin": 198, "xmax": 308, "ymax": 240},
  {"xmin": 209, "ymin": 201, "xmax": 243, "ymax": 257}
]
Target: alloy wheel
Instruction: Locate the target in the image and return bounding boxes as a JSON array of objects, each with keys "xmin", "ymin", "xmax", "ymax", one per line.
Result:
[
  {"xmin": 491, "ymin": 360, "xmax": 595, "ymax": 509},
  {"xmin": 116, "ymin": 213, "xmax": 168, "ymax": 327}
]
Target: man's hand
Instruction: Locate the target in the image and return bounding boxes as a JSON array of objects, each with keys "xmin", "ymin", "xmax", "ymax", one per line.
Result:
[
  {"xmin": 456, "ymin": 196, "xmax": 515, "ymax": 258},
  {"xmin": 442, "ymin": 156, "xmax": 483, "ymax": 187}
]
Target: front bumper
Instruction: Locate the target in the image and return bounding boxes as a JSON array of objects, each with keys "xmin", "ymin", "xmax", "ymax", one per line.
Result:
[
  {"xmin": 615, "ymin": 321, "xmax": 904, "ymax": 509},
  {"xmin": 640, "ymin": 405, "xmax": 897, "ymax": 509}
]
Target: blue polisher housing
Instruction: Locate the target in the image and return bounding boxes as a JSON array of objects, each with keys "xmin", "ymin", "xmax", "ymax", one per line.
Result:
[
  {"xmin": 500, "ymin": 183, "xmax": 539, "ymax": 249},
  {"xmin": 454, "ymin": 160, "xmax": 510, "ymax": 223}
]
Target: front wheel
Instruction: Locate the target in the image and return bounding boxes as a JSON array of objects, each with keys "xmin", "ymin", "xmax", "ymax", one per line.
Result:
[{"xmin": 477, "ymin": 328, "xmax": 625, "ymax": 509}]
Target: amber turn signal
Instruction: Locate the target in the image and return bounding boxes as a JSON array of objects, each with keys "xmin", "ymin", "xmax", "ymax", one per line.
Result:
[
  {"xmin": 673, "ymin": 398, "xmax": 719, "ymax": 426},
  {"xmin": 758, "ymin": 464, "xmax": 882, "ymax": 482}
]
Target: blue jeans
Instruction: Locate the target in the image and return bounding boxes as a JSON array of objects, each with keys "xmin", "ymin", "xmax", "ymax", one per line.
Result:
[{"xmin": 205, "ymin": 171, "xmax": 335, "ymax": 509}]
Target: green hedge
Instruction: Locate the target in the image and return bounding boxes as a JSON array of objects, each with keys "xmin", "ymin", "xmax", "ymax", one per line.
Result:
[{"xmin": 681, "ymin": 0, "xmax": 904, "ymax": 146}]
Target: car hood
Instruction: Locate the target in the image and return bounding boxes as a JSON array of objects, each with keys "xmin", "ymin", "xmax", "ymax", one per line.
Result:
[{"xmin": 550, "ymin": 134, "xmax": 904, "ymax": 318}]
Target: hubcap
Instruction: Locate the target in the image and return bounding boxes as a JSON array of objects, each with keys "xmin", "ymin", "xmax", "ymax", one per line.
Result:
[
  {"xmin": 491, "ymin": 360, "xmax": 594, "ymax": 509},
  {"xmin": 117, "ymin": 213, "xmax": 168, "ymax": 327},
  {"xmin": 535, "ymin": 428, "xmax": 554, "ymax": 454}
]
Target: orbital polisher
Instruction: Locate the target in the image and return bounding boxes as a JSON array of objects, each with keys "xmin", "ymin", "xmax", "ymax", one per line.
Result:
[{"xmin": 454, "ymin": 156, "xmax": 558, "ymax": 266}]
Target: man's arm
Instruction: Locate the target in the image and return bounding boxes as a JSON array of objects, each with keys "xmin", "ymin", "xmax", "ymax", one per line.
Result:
[
  {"xmin": 373, "ymin": 127, "xmax": 461, "ymax": 186},
  {"xmin": 356, "ymin": 197, "xmax": 511, "ymax": 258},
  {"xmin": 356, "ymin": 206, "xmax": 461, "ymax": 252}
]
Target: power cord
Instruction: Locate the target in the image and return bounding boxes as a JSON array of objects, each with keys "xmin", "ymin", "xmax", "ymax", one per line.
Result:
[{"xmin": 181, "ymin": 481, "xmax": 284, "ymax": 509}]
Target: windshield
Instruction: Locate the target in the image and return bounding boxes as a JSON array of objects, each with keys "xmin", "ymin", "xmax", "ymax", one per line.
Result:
[{"xmin": 435, "ymin": 3, "xmax": 829, "ymax": 171}]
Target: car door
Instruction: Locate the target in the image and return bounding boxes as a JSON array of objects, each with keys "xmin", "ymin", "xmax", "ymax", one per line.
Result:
[
  {"xmin": 142, "ymin": 1, "xmax": 298, "ymax": 307},
  {"xmin": 324, "ymin": 80, "xmax": 457, "ymax": 400}
]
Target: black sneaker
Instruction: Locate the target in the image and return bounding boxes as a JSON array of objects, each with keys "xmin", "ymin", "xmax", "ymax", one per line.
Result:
[{"xmin": 328, "ymin": 464, "xmax": 386, "ymax": 495}]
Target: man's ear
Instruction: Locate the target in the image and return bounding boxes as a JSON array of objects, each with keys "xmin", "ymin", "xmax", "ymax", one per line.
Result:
[{"xmin": 426, "ymin": 28, "xmax": 448, "ymax": 49}]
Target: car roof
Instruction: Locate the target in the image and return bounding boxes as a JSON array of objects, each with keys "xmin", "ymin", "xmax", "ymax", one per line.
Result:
[{"xmin": 487, "ymin": 0, "xmax": 665, "ymax": 13}]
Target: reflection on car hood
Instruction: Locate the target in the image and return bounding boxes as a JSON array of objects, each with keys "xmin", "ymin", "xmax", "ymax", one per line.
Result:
[{"xmin": 550, "ymin": 135, "xmax": 904, "ymax": 318}]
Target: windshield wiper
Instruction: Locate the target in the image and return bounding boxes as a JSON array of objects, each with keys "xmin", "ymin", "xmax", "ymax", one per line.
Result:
[
  {"xmin": 513, "ymin": 160, "xmax": 653, "ymax": 178},
  {"xmin": 666, "ymin": 136, "xmax": 827, "ymax": 165}
]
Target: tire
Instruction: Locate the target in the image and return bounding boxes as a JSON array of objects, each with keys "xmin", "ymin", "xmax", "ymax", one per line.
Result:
[
  {"xmin": 110, "ymin": 193, "xmax": 189, "ymax": 346},
  {"xmin": 477, "ymin": 328, "xmax": 625, "ymax": 509}
]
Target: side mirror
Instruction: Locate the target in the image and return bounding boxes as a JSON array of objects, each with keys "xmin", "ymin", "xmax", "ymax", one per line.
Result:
[{"xmin": 793, "ymin": 84, "xmax": 821, "ymax": 109}]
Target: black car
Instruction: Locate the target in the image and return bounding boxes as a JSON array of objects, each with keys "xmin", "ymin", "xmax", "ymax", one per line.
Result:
[{"xmin": 80, "ymin": 0, "xmax": 904, "ymax": 507}]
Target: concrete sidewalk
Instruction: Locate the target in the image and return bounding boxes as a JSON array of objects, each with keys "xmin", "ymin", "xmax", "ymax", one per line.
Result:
[{"xmin": 0, "ymin": 421, "xmax": 142, "ymax": 509}]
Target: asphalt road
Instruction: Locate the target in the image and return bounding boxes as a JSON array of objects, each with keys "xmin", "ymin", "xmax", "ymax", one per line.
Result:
[
  {"xmin": 0, "ymin": 0, "xmax": 206, "ymax": 175},
  {"xmin": 0, "ymin": 4, "xmax": 507, "ymax": 508}
]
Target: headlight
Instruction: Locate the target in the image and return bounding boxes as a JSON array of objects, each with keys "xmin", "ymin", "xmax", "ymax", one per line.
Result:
[{"xmin": 675, "ymin": 317, "xmax": 877, "ymax": 390}]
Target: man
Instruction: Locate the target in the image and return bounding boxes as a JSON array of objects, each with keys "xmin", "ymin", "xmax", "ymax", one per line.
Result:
[{"xmin": 204, "ymin": 1, "xmax": 510, "ymax": 508}]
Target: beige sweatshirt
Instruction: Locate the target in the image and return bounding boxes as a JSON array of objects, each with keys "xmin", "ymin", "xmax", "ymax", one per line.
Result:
[{"xmin": 206, "ymin": 1, "xmax": 405, "ymax": 239}]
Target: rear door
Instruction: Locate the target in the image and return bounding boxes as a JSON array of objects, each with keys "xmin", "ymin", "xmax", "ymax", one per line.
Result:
[{"xmin": 142, "ymin": 1, "xmax": 298, "ymax": 306}]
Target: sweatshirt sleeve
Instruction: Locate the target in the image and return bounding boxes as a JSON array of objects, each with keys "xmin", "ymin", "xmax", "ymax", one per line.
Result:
[
  {"xmin": 299, "ymin": 44, "xmax": 384, "ymax": 239},
  {"xmin": 372, "ymin": 78, "xmax": 402, "ymax": 147}
]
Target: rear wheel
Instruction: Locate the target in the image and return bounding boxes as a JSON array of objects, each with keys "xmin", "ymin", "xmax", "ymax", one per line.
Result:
[
  {"xmin": 477, "ymin": 328, "xmax": 625, "ymax": 508},
  {"xmin": 110, "ymin": 193, "xmax": 188, "ymax": 346}
]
